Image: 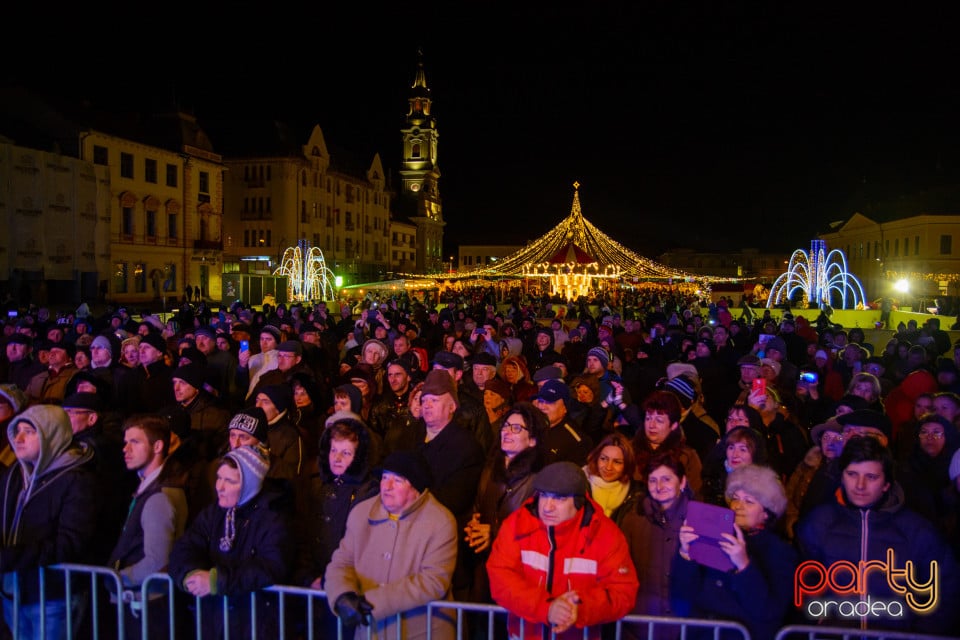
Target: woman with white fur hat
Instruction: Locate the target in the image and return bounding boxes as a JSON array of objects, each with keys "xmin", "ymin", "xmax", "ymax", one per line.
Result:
[{"xmin": 672, "ymin": 464, "xmax": 797, "ymax": 640}]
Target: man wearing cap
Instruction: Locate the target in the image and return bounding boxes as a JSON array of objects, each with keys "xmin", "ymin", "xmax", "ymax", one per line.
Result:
[
  {"xmin": 534, "ymin": 379, "xmax": 593, "ymax": 467},
  {"xmin": 359, "ymin": 338, "xmax": 390, "ymax": 396},
  {"xmin": 431, "ymin": 351, "xmax": 490, "ymax": 454},
  {"xmin": 663, "ymin": 374, "xmax": 720, "ymax": 464},
  {"xmin": 254, "ymin": 384, "xmax": 303, "ymax": 484},
  {"xmin": 25, "ymin": 340, "xmax": 79, "ymax": 405},
  {"xmin": 249, "ymin": 339, "xmax": 314, "ymax": 402},
  {"xmin": 761, "ymin": 335, "xmax": 799, "ymax": 392},
  {"xmin": 487, "ymin": 461, "xmax": 638, "ymax": 639},
  {"xmin": 799, "ymin": 409, "xmax": 892, "ymax": 518},
  {"xmin": 125, "ymin": 332, "xmax": 176, "ymax": 414},
  {"xmin": 583, "ymin": 345, "xmax": 625, "ymax": 407},
  {"xmin": 797, "ymin": 436, "xmax": 960, "ymax": 633},
  {"xmin": 324, "ymin": 450, "xmax": 458, "ymax": 639},
  {"xmin": 194, "ymin": 327, "xmax": 238, "ymax": 405},
  {"xmin": 2, "ymin": 333, "xmax": 45, "ymax": 392},
  {"xmin": 173, "ymin": 363, "xmax": 232, "ymax": 459},
  {"xmin": 415, "ymin": 368, "xmax": 485, "ymax": 601}
]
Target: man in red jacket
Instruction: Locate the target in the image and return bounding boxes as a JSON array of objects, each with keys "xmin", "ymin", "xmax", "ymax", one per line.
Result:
[{"xmin": 486, "ymin": 461, "xmax": 638, "ymax": 639}]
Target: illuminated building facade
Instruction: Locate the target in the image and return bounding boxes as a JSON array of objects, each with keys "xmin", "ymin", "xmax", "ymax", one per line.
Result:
[{"xmin": 819, "ymin": 212, "xmax": 960, "ymax": 301}]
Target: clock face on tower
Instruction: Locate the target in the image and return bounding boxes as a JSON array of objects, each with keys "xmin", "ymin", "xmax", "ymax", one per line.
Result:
[{"xmin": 410, "ymin": 183, "xmax": 421, "ymax": 192}]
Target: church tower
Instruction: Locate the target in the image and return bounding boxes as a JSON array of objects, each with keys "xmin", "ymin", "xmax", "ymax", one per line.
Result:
[{"xmin": 399, "ymin": 49, "xmax": 444, "ymax": 274}]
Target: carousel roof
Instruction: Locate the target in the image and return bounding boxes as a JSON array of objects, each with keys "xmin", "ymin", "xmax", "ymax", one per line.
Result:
[{"xmin": 458, "ymin": 183, "xmax": 699, "ymax": 281}]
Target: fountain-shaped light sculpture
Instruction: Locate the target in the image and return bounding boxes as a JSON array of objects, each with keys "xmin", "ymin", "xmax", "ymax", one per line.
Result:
[
  {"xmin": 767, "ymin": 239, "xmax": 867, "ymax": 309},
  {"xmin": 274, "ymin": 240, "xmax": 337, "ymax": 302}
]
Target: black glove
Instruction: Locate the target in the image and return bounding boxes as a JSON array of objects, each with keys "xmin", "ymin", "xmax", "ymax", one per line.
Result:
[{"xmin": 335, "ymin": 592, "xmax": 373, "ymax": 628}]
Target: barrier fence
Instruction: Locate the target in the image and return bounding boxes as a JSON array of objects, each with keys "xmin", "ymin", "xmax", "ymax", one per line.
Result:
[{"xmin": 1, "ymin": 565, "xmax": 954, "ymax": 640}]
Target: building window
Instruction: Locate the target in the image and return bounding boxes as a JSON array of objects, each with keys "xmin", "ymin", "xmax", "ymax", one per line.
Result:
[
  {"xmin": 940, "ymin": 235, "xmax": 952, "ymax": 255},
  {"xmin": 894, "ymin": 239, "xmax": 899, "ymax": 257},
  {"xmin": 866, "ymin": 242, "xmax": 870, "ymax": 259},
  {"xmin": 122, "ymin": 206, "xmax": 133, "ymax": 236},
  {"xmin": 146, "ymin": 210, "xmax": 157, "ymax": 238},
  {"xmin": 244, "ymin": 230, "xmax": 250, "ymax": 247},
  {"xmin": 199, "ymin": 171, "xmax": 210, "ymax": 194},
  {"xmin": 168, "ymin": 213, "xmax": 177, "ymax": 239},
  {"xmin": 114, "ymin": 262, "xmax": 128, "ymax": 293},
  {"xmin": 903, "ymin": 237, "xmax": 909, "ymax": 256},
  {"xmin": 93, "ymin": 146, "xmax": 108, "ymax": 165},
  {"xmin": 266, "ymin": 166, "xmax": 271, "ymax": 181},
  {"xmin": 144, "ymin": 158, "xmax": 158, "ymax": 184},
  {"xmin": 915, "ymin": 236, "xmax": 920, "ymax": 255},
  {"xmin": 266, "ymin": 230, "xmax": 271, "ymax": 246},
  {"xmin": 266, "ymin": 197, "xmax": 271, "ymax": 213},
  {"xmin": 120, "ymin": 153, "xmax": 134, "ymax": 179},
  {"xmin": 134, "ymin": 263, "xmax": 147, "ymax": 293},
  {"xmin": 166, "ymin": 164, "xmax": 178, "ymax": 187}
]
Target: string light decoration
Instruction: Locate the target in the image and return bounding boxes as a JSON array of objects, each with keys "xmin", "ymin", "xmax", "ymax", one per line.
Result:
[
  {"xmin": 274, "ymin": 240, "xmax": 336, "ymax": 302},
  {"xmin": 448, "ymin": 182, "xmax": 711, "ymax": 298},
  {"xmin": 766, "ymin": 239, "xmax": 867, "ymax": 309}
]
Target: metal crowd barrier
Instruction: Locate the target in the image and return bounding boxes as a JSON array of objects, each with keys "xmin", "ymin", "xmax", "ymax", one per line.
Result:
[
  {"xmin": 774, "ymin": 624, "xmax": 959, "ymax": 640},
  {"xmin": 4, "ymin": 564, "xmax": 947, "ymax": 640}
]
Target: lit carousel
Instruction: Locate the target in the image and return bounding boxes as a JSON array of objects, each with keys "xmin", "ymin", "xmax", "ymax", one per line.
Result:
[{"xmin": 439, "ymin": 182, "xmax": 708, "ymax": 300}]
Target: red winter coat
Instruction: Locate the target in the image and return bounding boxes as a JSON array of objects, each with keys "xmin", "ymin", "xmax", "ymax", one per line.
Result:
[{"xmin": 486, "ymin": 495, "xmax": 638, "ymax": 639}]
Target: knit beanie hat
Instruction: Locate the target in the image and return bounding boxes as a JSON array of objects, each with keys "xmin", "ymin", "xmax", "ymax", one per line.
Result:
[
  {"xmin": 91, "ymin": 335, "xmax": 113, "ymax": 355},
  {"xmin": 381, "ymin": 450, "xmax": 433, "ymax": 493},
  {"xmin": 664, "ymin": 375, "xmax": 696, "ymax": 409},
  {"xmin": 724, "ymin": 464, "xmax": 787, "ymax": 519},
  {"xmin": 259, "ymin": 384, "xmax": 292, "ymax": 415},
  {"xmin": 587, "ymin": 347, "xmax": 609, "ymax": 369},
  {"xmin": 228, "ymin": 407, "xmax": 269, "ymax": 445},
  {"xmin": 224, "ymin": 445, "xmax": 270, "ymax": 508},
  {"xmin": 172, "ymin": 363, "xmax": 207, "ymax": 390},
  {"xmin": 139, "ymin": 332, "xmax": 167, "ymax": 355}
]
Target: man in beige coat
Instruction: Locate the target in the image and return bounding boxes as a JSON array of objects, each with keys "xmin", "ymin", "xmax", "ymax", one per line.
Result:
[{"xmin": 324, "ymin": 450, "xmax": 457, "ymax": 640}]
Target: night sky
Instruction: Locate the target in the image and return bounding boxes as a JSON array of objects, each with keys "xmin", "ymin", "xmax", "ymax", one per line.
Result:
[{"xmin": 6, "ymin": 3, "xmax": 960, "ymax": 258}]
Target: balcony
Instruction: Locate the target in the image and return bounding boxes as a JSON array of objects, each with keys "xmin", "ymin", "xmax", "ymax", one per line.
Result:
[{"xmin": 194, "ymin": 239, "xmax": 223, "ymax": 251}]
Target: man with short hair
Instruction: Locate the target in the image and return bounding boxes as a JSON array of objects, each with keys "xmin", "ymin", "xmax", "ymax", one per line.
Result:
[
  {"xmin": 324, "ymin": 450, "xmax": 457, "ymax": 639},
  {"xmin": 369, "ymin": 360, "xmax": 418, "ymax": 454},
  {"xmin": 533, "ymin": 380, "xmax": 593, "ymax": 466},
  {"xmin": 486, "ymin": 461, "xmax": 638, "ymax": 639},
  {"xmin": 106, "ymin": 414, "xmax": 188, "ymax": 639},
  {"xmin": 797, "ymin": 436, "xmax": 959, "ymax": 633}
]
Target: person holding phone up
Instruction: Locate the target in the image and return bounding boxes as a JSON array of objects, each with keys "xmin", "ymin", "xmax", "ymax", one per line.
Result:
[{"xmin": 670, "ymin": 464, "xmax": 797, "ymax": 640}]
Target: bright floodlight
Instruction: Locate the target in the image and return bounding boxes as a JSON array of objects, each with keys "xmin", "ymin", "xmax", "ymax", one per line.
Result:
[{"xmin": 894, "ymin": 279, "xmax": 909, "ymax": 293}]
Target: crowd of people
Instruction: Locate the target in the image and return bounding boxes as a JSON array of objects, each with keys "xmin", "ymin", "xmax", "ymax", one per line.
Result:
[{"xmin": 0, "ymin": 289, "xmax": 959, "ymax": 639}]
